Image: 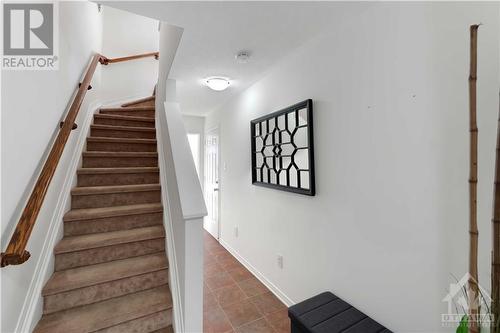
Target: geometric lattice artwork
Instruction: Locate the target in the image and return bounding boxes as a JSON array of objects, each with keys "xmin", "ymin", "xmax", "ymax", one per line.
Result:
[{"xmin": 250, "ymin": 99, "xmax": 315, "ymax": 196}]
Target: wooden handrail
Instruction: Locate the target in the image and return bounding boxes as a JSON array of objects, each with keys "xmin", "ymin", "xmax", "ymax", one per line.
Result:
[
  {"xmin": 1, "ymin": 51, "xmax": 159, "ymax": 267},
  {"xmin": 101, "ymin": 52, "xmax": 159, "ymax": 65}
]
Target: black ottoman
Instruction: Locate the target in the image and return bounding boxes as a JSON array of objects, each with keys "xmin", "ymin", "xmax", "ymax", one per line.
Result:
[{"xmin": 288, "ymin": 292, "xmax": 392, "ymax": 333}]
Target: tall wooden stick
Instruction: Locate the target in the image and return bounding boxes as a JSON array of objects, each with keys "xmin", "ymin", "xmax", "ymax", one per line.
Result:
[
  {"xmin": 492, "ymin": 92, "xmax": 500, "ymax": 333},
  {"xmin": 468, "ymin": 24, "xmax": 480, "ymax": 333}
]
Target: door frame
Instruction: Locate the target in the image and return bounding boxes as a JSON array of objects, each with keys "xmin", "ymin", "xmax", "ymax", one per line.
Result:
[{"xmin": 204, "ymin": 125, "xmax": 221, "ymax": 240}]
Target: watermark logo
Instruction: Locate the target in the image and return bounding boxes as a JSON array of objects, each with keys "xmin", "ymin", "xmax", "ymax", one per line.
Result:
[
  {"xmin": 442, "ymin": 273, "xmax": 493, "ymax": 327},
  {"xmin": 2, "ymin": 2, "xmax": 58, "ymax": 70}
]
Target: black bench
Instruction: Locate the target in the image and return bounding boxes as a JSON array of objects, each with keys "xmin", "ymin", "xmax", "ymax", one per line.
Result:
[{"xmin": 288, "ymin": 292, "xmax": 392, "ymax": 333}]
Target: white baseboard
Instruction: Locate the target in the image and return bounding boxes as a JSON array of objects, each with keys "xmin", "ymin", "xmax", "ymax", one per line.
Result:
[
  {"xmin": 219, "ymin": 239, "xmax": 295, "ymax": 307},
  {"xmin": 14, "ymin": 93, "xmax": 149, "ymax": 333}
]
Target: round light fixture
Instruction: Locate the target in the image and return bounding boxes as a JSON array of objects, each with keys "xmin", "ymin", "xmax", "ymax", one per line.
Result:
[{"xmin": 205, "ymin": 77, "xmax": 230, "ymax": 91}]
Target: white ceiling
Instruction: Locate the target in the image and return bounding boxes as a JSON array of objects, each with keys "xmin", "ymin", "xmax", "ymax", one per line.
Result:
[{"xmin": 99, "ymin": 2, "xmax": 367, "ymax": 116}]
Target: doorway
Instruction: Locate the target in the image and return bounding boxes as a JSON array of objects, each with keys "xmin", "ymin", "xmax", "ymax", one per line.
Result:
[
  {"xmin": 204, "ymin": 127, "xmax": 220, "ymax": 239},
  {"xmin": 187, "ymin": 133, "xmax": 201, "ymax": 180}
]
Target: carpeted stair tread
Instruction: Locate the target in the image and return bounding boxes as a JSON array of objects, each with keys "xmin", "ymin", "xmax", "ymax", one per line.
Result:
[
  {"xmin": 33, "ymin": 285, "xmax": 172, "ymax": 333},
  {"xmin": 86, "ymin": 137, "xmax": 157, "ymax": 152},
  {"xmin": 92, "ymin": 115, "xmax": 155, "ymax": 128},
  {"xmin": 87, "ymin": 137, "xmax": 157, "ymax": 144},
  {"xmin": 82, "ymin": 152, "xmax": 158, "ymax": 168},
  {"xmin": 54, "ymin": 225, "xmax": 165, "ymax": 254},
  {"xmin": 151, "ymin": 326, "xmax": 174, "ymax": 333},
  {"xmin": 90, "ymin": 124, "xmax": 156, "ymax": 139},
  {"xmin": 91, "ymin": 124, "xmax": 156, "ymax": 132},
  {"xmin": 77, "ymin": 167, "xmax": 159, "ymax": 187},
  {"xmin": 90, "ymin": 310, "xmax": 172, "ymax": 333},
  {"xmin": 122, "ymin": 96, "xmax": 155, "ymax": 107},
  {"xmin": 93, "ymin": 113, "xmax": 155, "ymax": 123},
  {"xmin": 77, "ymin": 167, "xmax": 159, "ymax": 175},
  {"xmin": 43, "ymin": 252, "xmax": 168, "ymax": 296},
  {"xmin": 100, "ymin": 106, "xmax": 155, "ymax": 112},
  {"xmin": 71, "ymin": 183, "xmax": 160, "ymax": 195},
  {"xmin": 83, "ymin": 151, "xmax": 157, "ymax": 157},
  {"xmin": 63, "ymin": 202, "xmax": 162, "ymax": 221},
  {"xmin": 99, "ymin": 107, "xmax": 155, "ymax": 118}
]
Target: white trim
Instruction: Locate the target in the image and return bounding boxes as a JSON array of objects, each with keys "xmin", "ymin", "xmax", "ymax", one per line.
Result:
[
  {"xmin": 219, "ymin": 238, "xmax": 295, "ymax": 307},
  {"xmin": 180, "ymin": 111, "xmax": 207, "ymax": 117},
  {"xmin": 156, "ymin": 114, "xmax": 184, "ymax": 333},
  {"xmin": 205, "ymin": 124, "xmax": 220, "ymax": 135},
  {"xmin": 184, "ymin": 213, "xmax": 207, "ymax": 221},
  {"xmin": 14, "ymin": 93, "xmax": 150, "ymax": 333}
]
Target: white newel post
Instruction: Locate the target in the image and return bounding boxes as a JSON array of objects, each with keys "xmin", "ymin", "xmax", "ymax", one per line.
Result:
[{"xmin": 183, "ymin": 216, "xmax": 204, "ymax": 333}]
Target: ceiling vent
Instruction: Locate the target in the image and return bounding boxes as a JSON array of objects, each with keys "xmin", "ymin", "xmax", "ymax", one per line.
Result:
[{"xmin": 235, "ymin": 51, "xmax": 251, "ymax": 64}]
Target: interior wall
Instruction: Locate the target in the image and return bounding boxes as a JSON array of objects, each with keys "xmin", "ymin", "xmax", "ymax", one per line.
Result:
[
  {"xmin": 1, "ymin": 2, "xmax": 103, "ymax": 332},
  {"xmin": 182, "ymin": 115, "xmax": 205, "ymax": 187},
  {"xmin": 205, "ymin": 3, "xmax": 500, "ymax": 332},
  {"xmin": 101, "ymin": 6, "xmax": 159, "ymax": 101}
]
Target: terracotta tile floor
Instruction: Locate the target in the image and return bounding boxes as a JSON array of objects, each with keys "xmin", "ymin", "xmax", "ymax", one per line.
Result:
[{"xmin": 203, "ymin": 231, "xmax": 291, "ymax": 333}]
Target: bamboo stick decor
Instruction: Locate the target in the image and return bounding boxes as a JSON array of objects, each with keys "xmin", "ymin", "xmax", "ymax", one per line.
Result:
[
  {"xmin": 468, "ymin": 24, "xmax": 480, "ymax": 333},
  {"xmin": 492, "ymin": 92, "xmax": 500, "ymax": 333}
]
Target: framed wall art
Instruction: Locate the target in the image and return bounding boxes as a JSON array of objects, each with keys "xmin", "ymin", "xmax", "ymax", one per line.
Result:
[{"xmin": 250, "ymin": 99, "xmax": 315, "ymax": 196}]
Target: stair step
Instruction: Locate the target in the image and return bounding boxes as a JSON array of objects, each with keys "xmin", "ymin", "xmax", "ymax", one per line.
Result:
[
  {"xmin": 151, "ymin": 326, "xmax": 174, "ymax": 333},
  {"xmin": 90, "ymin": 124, "xmax": 156, "ymax": 139},
  {"xmin": 122, "ymin": 96, "xmax": 155, "ymax": 107},
  {"xmin": 64, "ymin": 203, "xmax": 163, "ymax": 236},
  {"xmin": 64, "ymin": 202, "xmax": 163, "ymax": 221},
  {"xmin": 82, "ymin": 151, "xmax": 158, "ymax": 168},
  {"xmin": 44, "ymin": 252, "xmax": 168, "ymax": 295},
  {"xmin": 71, "ymin": 183, "xmax": 160, "ymax": 195},
  {"xmin": 100, "ymin": 107, "xmax": 155, "ymax": 119},
  {"xmin": 101, "ymin": 106, "xmax": 155, "ymax": 111},
  {"xmin": 55, "ymin": 226, "xmax": 165, "ymax": 271},
  {"xmin": 87, "ymin": 137, "xmax": 157, "ymax": 152},
  {"xmin": 42, "ymin": 253, "xmax": 168, "ymax": 314},
  {"xmin": 97, "ymin": 310, "xmax": 172, "ymax": 333},
  {"xmin": 93, "ymin": 114, "xmax": 155, "ymax": 128},
  {"xmin": 55, "ymin": 225, "xmax": 164, "ymax": 254},
  {"xmin": 71, "ymin": 184, "xmax": 161, "ymax": 209},
  {"xmin": 34, "ymin": 285, "xmax": 172, "ymax": 333},
  {"xmin": 77, "ymin": 167, "xmax": 159, "ymax": 187}
]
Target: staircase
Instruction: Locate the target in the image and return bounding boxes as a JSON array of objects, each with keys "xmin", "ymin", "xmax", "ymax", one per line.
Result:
[{"xmin": 34, "ymin": 96, "xmax": 174, "ymax": 333}]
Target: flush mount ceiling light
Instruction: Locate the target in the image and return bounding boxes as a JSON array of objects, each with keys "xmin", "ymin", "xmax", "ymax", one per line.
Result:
[{"xmin": 205, "ymin": 77, "xmax": 230, "ymax": 91}]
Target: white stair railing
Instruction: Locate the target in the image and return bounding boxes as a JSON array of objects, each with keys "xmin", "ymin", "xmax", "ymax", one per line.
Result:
[{"xmin": 155, "ymin": 23, "xmax": 207, "ymax": 333}]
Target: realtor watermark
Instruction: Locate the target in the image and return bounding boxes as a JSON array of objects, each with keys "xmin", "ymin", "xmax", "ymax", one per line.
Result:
[
  {"xmin": 2, "ymin": 1, "xmax": 59, "ymax": 70},
  {"xmin": 442, "ymin": 273, "xmax": 493, "ymax": 327}
]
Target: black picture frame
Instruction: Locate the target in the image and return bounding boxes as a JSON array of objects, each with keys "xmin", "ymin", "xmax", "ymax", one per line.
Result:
[{"xmin": 250, "ymin": 99, "xmax": 315, "ymax": 196}]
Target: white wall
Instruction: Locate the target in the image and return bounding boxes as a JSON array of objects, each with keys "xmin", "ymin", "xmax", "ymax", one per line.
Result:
[
  {"xmin": 1, "ymin": 2, "xmax": 103, "ymax": 332},
  {"xmin": 101, "ymin": 6, "xmax": 159, "ymax": 101},
  {"xmin": 182, "ymin": 115, "xmax": 205, "ymax": 187},
  {"xmin": 205, "ymin": 3, "xmax": 499, "ymax": 332}
]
